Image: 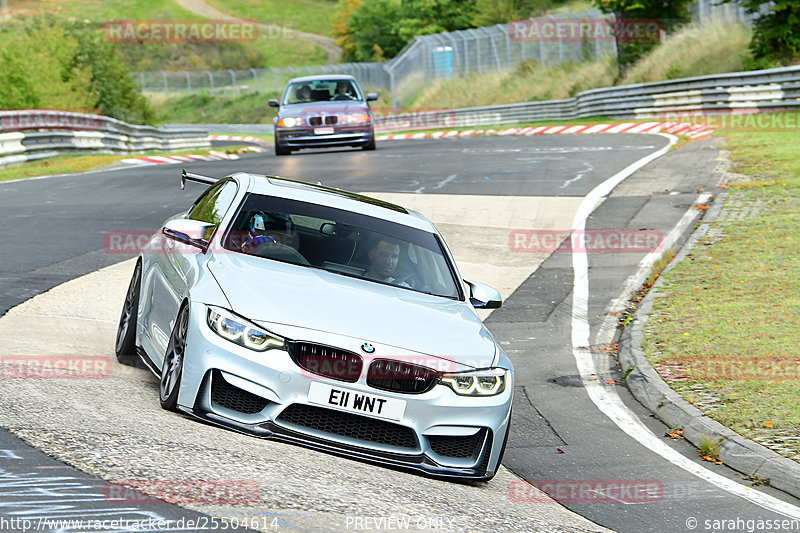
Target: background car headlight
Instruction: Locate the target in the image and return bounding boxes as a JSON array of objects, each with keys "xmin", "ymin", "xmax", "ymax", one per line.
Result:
[
  {"xmin": 440, "ymin": 368, "xmax": 507, "ymax": 396},
  {"xmin": 277, "ymin": 117, "xmax": 303, "ymax": 127},
  {"xmin": 345, "ymin": 113, "xmax": 370, "ymax": 125},
  {"xmin": 206, "ymin": 306, "xmax": 283, "ymax": 351}
]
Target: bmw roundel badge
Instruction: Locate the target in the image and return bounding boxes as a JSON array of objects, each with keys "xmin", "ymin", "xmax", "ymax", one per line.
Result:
[{"xmin": 361, "ymin": 342, "xmax": 375, "ymax": 354}]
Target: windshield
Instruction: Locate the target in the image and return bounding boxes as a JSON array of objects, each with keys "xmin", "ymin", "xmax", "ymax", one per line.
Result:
[
  {"xmin": 283, "ymin": 79, "xmax": 363, "ymax": 104},
  {"xmin": 223, "ymin": 194, "xmax": 460, "ymax": 299}
]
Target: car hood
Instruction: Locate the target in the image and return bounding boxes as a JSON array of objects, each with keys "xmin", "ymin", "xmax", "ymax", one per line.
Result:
[{"xmin": 207, "ymin": 253, "xmax": 497, "ymax": 368}]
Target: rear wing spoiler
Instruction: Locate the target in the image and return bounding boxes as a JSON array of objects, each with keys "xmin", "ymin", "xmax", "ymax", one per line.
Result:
[{"xmin": 181, "ymin": 169, "xmax": 219, "ymax": 190}]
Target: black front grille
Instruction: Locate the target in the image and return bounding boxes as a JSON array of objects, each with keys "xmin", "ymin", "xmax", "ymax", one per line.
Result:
[
  {"xmin": 367, "ymin": 359, "xmax": 439, "ymax": 394},
  {"xmin": 309, "ymin": 116, "xmax": 322, "ymax": 126},
  {"xmin": 210, "ymin": 371, "xmax": 270, "ymax": 415},
  {"xmin": 287, "ymin": 342, "xmax": 362, "ymax": 382},
  {"xmin": 325, "ymin": 115, "xmax": 338, "ymax": 125},
  {"xmin": 428, "ymin": 428, "xmax": 488, "ymax": 458},
  {"xmin": 277, "ymin": 403, "xmax": 417, "ymax": 449}
]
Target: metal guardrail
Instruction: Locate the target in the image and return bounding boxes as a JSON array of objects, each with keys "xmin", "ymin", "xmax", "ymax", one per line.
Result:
[
  {"xmin": 0, "ymin": 110, "xmax": 210, "ymax": 168},
  {"xmin": 373, "ymin": 64, "xmax": 800, "ymax": 130}
]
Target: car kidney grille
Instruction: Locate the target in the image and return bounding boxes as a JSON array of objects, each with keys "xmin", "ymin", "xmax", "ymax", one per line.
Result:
[
  {"xmin": 210, "ymin": 371, "xmax": 270, "ymax": 415},
  {"xmin": 428, "ymin": 428, "xmax": 488, "ymax": 458},
  {"xmin": 366, "ymin": 359, "xmax": 439, "ymax": 394},
  {"xmin": 325, "ymin": 115, "xmax": 337, "ymax": 125},
  {"xmin": 277, "ymin": 403, "xmax": 417, "ymax": 449},
  {"xmin": 287, "ymin": 342, "xmax": 363, "ymax": 382}
]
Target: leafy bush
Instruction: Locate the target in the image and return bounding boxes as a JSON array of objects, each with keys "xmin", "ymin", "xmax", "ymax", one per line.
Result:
[
  {"xmin": 729, "ymin": 0, "xmax": 800, "ymax": 64},
  {"xmin": 334, "ymin": 0, "xmax": 478, "ymax": 62},
  {"xmin": 0, "ymin": 19, "xmax": 155, "ymax": 124}
]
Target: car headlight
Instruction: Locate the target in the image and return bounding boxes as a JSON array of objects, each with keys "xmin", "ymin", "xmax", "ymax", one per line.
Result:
[
  {"xmin": 206, "ymin": 306, "xmax": 284, "ymax": 352},
  {"xmin": 440, "ymin": 368, "xmax": 508, "ymax": 396},
  {"xmin": 346, "ymin": 113, "xmax": 370, "ymax": 124},
  {"xmin": 277, "ymin": 117, "xmax": 303, "ymax": 128}
]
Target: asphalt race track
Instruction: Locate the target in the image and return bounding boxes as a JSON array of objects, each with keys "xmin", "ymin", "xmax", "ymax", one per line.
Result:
[{"xmin": 1, "ymin": 135, "xmax": 799, "ymax": 532}]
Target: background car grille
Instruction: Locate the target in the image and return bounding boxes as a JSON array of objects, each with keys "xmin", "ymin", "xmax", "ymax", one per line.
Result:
[
  {"xmin": 277, "ymin": 404, "xmax": 417, "ymax": 449},
  {"xmin": 210, "ymin": 371, "xmax": 270, "ymax": 415},
  {"xmin": 428, "ymin": 428, "xmax": 488, "ymax": 458},
  {"xmin": 366, "ymin": 359, "xmax": 439, "ymax": 394},
  {"xmin": 308, "ymin": 116, "xmax": 338, "ymax": 126},
  {"xmin": 287, "ymin": 342, "xmax": 363, "ymax": 382}
]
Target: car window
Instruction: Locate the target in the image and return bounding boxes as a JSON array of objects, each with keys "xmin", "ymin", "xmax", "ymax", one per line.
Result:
[
  {"xmin": 188, "ymin": 180, "xmax": 238, "ymax": 239},
  {"xmin": 283, "ymin": 80, "xmax": 363, "ymax": 104},
  {"xmin": 222, "ymin": 194, "xmax": 460, "ymax": 300}
]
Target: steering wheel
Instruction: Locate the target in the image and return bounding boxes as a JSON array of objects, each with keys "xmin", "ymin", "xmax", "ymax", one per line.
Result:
[{"xmin": 243, "ymin": 237, "xmax": 310, "ymax": 265}]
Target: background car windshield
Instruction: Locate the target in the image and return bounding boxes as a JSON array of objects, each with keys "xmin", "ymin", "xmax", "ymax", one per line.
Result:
[
  {"xmin": 283, "ymin": 80, "xmax": 363, "ymax": 104},
  {"xmin": 223, "ymin": 194, "xmax": 460, "ymax": 299}
]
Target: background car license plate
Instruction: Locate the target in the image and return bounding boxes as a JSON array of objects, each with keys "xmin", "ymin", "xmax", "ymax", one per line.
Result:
[
  {"xmin": 314, "ymin": 127, "xmax": 334, "ymax": 135},
  {"xmin": 308, "ymin": 382, "xmax": 406, "ymax": 421}
]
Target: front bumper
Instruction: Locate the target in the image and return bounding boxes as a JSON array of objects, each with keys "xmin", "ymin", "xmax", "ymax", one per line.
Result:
[
  {"xmin": 275, "ymin": 127, "xmax": 373, "ymax": 149},
  {"xmin": 178, "ymin": 302, "xmax": 513, "ymax": 479}
]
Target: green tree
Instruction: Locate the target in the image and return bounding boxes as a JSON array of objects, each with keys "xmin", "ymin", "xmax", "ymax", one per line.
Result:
[
  {"xmin": 724, "ymin": 0, "xmax": 800, "ymax": 64},
  {"xmin": 333, "ymin": 0, "xmax": 362, "ymax": 61},
  {"xmin": 0, "ymin": 20, "xmax": 155, "ymax": 124},
  {"xmin": 0, "ymin": 22, "xmax": 97, "ymax": 111},
  {"xmin": 336, "ymin": 0, "xmax": 478, "ymax": 61},
  {"xmin": 594, "ymin": 0, "xmax": 693, "ymax": 76},
  {"xmin": 66, "ymin": 22, "xmax": 155, "ymax": 124}
]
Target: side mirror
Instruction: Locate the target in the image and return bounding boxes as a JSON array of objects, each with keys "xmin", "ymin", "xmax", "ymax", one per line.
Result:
[
  {"xmin": 163, "ymin": 219, "xmax": 216, "ymax": 250},
  {"xmin": 366, "ymin": 93, "xmax": 379, "ymax": 102},
  {"xmin": 268, "ymin": 99, "xmax": 280, "ymax": 108},
  {"xmin": 465, "ymin": 280, "xmax": 502, "ymax": 309}
]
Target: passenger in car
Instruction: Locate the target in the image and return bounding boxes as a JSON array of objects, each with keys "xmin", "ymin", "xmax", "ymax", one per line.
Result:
[{"xmin": 365, "ymin": 237, "xmax": 410, "ymax": 287}]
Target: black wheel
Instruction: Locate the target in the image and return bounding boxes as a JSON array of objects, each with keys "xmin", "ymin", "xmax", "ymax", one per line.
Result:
[
  {"xmin": 362, "ymin": 137, "xmax": 376, "ymax": 151},
  {"xmin": 275, "ymin": 142, "xmax": 291, "ymax": 156},
  {"xmin": 160, "ymin": 304, "xmax": 188, "ymax": 411},
  {"xmin": 115, "ymin": 260, "xmax": 142, "ymax": 366}
]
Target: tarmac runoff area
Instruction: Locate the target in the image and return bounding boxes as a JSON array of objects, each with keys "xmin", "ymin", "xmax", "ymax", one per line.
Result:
[{"xmin": 0, "ymin": 193, "xmax": 609, "ymax": 532}]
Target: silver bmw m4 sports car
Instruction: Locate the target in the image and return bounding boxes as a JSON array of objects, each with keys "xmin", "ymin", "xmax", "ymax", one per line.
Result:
[{"xmin": 116, "ymin": 170, "xmax": 513, "ymax": 480}]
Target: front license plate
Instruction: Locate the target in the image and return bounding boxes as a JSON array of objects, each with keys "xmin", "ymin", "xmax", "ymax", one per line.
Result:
[
  {"xmin": 308, "ymin": 381, "xmax": 406, "ymax": 421},
  {"xmin": 314, "ymin": 127, "xmax": 335, "ymax": 135}
]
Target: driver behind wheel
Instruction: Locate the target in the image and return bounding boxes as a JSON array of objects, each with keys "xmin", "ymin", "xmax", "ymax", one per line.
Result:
[
  {"xmin": 243, "ymin": 211, "xmax": 299, "ymax": 251},
  {"xmin": 366, "ymin": 237, "xmax": 410, "ymax": 287}
]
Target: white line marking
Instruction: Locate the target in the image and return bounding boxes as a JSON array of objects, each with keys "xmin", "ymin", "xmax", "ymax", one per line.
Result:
[{"xmin": 569, "ymin": 133, "xmax": 800, "ymax": 518}]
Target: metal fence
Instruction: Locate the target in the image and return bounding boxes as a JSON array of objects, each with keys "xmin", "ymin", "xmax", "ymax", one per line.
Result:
[
  {"xmin": 692, "ymin": 0, "xmax": 754, "ymax": 25},
  {"xmin": 137, "ymin": 8, "xmax": 615, "ymax": 109},
  {"xmin": 137, "ymin": 63, "xmax": 390, "ymax": 99},
  {"xmin": 136, "ymin": 4, "xmax": 758, "ymax": 109}
]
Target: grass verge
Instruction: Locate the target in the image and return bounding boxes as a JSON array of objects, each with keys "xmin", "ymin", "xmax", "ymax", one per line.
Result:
[
  {"xmin": 643, "ymin": 113, "xmax": 800, "ymax": 462},
  {"xmin": 206, "ymin": 0, "xmax": 336, "ymax": 36},
  {"xmin": 0, "ymin": 146, "xmax": 248, "ymax": 182}
]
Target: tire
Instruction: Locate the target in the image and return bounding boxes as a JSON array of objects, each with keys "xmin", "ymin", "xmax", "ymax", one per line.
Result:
[
  {"xmin": 115, "ymin": 260, "xmax": 142, "ymax": 366},
  {"xmin": 160, "ymin": 304, "xmax": 189, "ymax": 411},
  {"xmin": 362, "ymin": 137, "xmax": 376, "ymax": 151},
  {"xmin": 275, "ymin": 142, "xmax": 291, "ymax": 156}
]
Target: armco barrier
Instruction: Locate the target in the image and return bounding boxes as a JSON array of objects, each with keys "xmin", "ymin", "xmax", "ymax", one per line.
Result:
[
  {"xmin": 0, "ymin": 110, "xmax": 209, "ymax": 168},
  {"xmin": 374, "ymin": 64, "xmax": 800, "ymax": 130}
]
